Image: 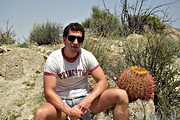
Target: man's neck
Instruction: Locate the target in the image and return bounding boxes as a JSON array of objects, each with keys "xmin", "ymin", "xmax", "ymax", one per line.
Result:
[{"xmin": 62, "ymin": 47, "xmax": 80, "ymax": 62}]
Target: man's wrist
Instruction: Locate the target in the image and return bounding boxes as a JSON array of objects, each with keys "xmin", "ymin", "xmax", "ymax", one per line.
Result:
[{"xmin": 63, "ymin": 103, "xmax": 71, "ymax": 116}]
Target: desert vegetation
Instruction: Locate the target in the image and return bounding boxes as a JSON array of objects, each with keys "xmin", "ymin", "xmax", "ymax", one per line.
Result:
[{"xmin": 0, "ymin": 0, "xmax": 179, "ymax": 119}]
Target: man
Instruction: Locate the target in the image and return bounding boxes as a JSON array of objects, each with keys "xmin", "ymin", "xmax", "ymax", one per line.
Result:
[{"xmin": 34, "ymin": 22, "xmax": 129, "ymax": 120}]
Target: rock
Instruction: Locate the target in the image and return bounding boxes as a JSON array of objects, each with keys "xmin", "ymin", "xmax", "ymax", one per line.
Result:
[
  {"xmin": 0, "ymin": 46, "xmax": 11, "ymax": 53},
  {"xmin": 0, "ymin": 47, "xmax": 45, "ymax": 120},
  {"xmin": 0, "ymin": 47, "xmax": 6, "ymax": 53},
  {"xmin": 129, "ymin": 99, "xmax": 155, "ymax": 120},
  {"xmin": 0, "ymin": 48, "xmax": 44, "ymax": 80},
  {"xmin": 28, "ymin": 115, "xmax": 34, "ymax": 120}
]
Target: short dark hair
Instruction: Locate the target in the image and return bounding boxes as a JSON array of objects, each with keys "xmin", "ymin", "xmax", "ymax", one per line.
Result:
[{"xmin": 63, "ymin": 22, "xmax": 85, "ymax": 38}]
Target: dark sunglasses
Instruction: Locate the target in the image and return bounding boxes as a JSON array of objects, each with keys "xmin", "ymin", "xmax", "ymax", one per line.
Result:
[{"xmin": 67, "ymin": 35, "xmax": 84, "ymax": 43}]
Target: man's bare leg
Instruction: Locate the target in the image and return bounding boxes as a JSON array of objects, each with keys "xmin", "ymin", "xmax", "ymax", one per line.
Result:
[
  {"xmin": 89, "ymin": 88, "xmax": 129, "ymax": 120},
  {"xmin": 34, "ymin": 102, "xmax": 66, "ymax": 120}
]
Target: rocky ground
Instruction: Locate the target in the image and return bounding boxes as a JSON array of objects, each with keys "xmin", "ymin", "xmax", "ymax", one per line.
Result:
[
  {"xmin": 0, "ymin": 46, "xmax": 45, "ymax": 120},
  {"xmin": 0, "ymin": 26, "xmax": 180, "ymax": 120},
  {"xmin": 0, "ymin": 43, "xmax": 158, "ymax": 120}
]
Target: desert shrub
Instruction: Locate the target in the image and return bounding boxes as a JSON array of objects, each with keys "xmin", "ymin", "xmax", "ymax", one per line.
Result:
[
  {"xmin": 124, "ymin": 15, "xmax": 166, "ymax": 35},
  {"xmin": 82, "ymin": 6, "xmax": 122, "ymax": 37},
  {"xmin": 18, "ymin": 43, "xmax": 29, "ymax": 48},
  {"xmin": 143, "ymin": 15, "xmax": 166, "ymax": 32},
  {"xmin": 83, "ymin": 33, "xmax": 179, "ymax": 119},
  {"xmin": 29, "ymin": 21, "xmax": 63, "ymax": 45},
  {"xmin": 0, "ymin": 21, "xmax": 16, "ymax": 44},
  {"xmin": 83, "ymin": 36, "xmax": 124, "ymax": 80},
  {"xmin": 83, "ymin": 37, "xmax": 110, "ymax": 71},
  {"xmin": 117, "ymin": 33, "xmax": 180, "ymax": 119}
]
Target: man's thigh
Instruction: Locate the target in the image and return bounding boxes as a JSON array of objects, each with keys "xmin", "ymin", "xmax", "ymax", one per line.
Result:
[
  {"xmin": 36, "ymin": 102, "xmax": 67, "ymax": 120},
  {"xmin": 89, "ymin": 89, "xmax": 119, "ymax": 114}
]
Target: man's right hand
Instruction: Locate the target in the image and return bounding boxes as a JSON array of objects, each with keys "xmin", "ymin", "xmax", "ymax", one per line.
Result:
[{"xmin": 67, "ymin": 105, "xmax": 84, "ymax": 119}]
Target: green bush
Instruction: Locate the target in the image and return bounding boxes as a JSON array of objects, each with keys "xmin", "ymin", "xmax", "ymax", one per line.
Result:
[
  {"xmin": 82, "ymin": 6, "xmax": 122, "ymax": 37},
  {"xmin": 0, "ymin": 37, "xmax": 16, "ymax": 44},
  {"xmin": 0, "ymin": 21, "xmax": 16, "ymax": 44},
  {"xmin": 29, "ymin": 21, "xmax": 63, "ymax": 45},
  {"xmin": 124, "ymin": 15, "xmax": 166, "ymax": 35},
  {"xmin": 18, "ymin": 42, "xmax": 29, "ymax": 48},
  {"xmin": 145, "ymin": 15, "xmax": 166, "ymax": 32},
  {"xmin": 83, "ymin": 36, "xmax": 121, "ymax": 80},
  {"xmin": 83, "ymin": 37, "xmax": 109, "ymax": 70}
]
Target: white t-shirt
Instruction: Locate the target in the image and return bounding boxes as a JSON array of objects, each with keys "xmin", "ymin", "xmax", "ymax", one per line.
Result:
[{"xmin": 44, "ymin": 48, "xmax": 99, "ymax": 98}]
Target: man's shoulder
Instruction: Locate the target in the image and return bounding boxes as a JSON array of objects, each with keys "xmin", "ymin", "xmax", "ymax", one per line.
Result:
[
  {"xmin": 47, "ymin": 48, "xmax": 62, "ymax": 60},
  {"xmin": 80, "ymin": 48, "xmax": 97, "ymax": 60},
  {"xmin": 81, "ymin": 48, "xmax": 92, "ymax": 55},
  {"xmin": 49, "ymin": 48, "xmax": 62, "ymax": 56}
]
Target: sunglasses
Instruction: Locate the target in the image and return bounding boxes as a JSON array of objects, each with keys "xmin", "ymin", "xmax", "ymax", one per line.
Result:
[{"xmin": 67, "ymin": 35, "xmax": 84, "ymax": 43}]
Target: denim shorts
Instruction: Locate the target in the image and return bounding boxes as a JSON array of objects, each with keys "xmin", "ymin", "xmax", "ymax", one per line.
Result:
[{"xmin": 62, "ymin": 96, "xmax": 91, "ymax": 120}]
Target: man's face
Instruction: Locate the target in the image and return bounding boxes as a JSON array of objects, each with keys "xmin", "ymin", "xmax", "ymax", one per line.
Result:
[{"xmin": 64, "ymin": 30, "xmax": 84, "ymax": 54}]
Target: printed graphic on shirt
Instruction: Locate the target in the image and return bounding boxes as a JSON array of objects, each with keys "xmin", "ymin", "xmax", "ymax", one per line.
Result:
[{"xmin": 58, "ymin": 69, "xmax": 88, "ymax": 79}]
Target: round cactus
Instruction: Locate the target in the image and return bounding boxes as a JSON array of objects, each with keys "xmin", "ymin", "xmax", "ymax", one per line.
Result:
[{"xmin": 117, "ymin": 66, "xmax": 156, "ymax": 102}]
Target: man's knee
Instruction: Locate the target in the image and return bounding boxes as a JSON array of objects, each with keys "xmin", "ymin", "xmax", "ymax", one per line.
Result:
[
  {"xmin": 116, "ymin": 89, "xmax": 129, "ymax": 104},
  {"xmin": 34, "ymin": 107, "xmax": 47, "ymax": 119}
]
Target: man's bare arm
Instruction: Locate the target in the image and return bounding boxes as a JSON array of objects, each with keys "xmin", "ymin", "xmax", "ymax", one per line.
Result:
[
  {"xmin": 44, "ymin": 75, "xmax": 83, "ymax": 118},
  {"xmin": 78, "ymin": 66, "xmax": 108, "ymax": 110}
]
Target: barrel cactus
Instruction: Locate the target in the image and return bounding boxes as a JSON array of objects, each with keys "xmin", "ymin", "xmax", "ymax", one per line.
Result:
[{"xmin": 117, "ymin": 66, "xmax": 156, "ymax": 102}]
